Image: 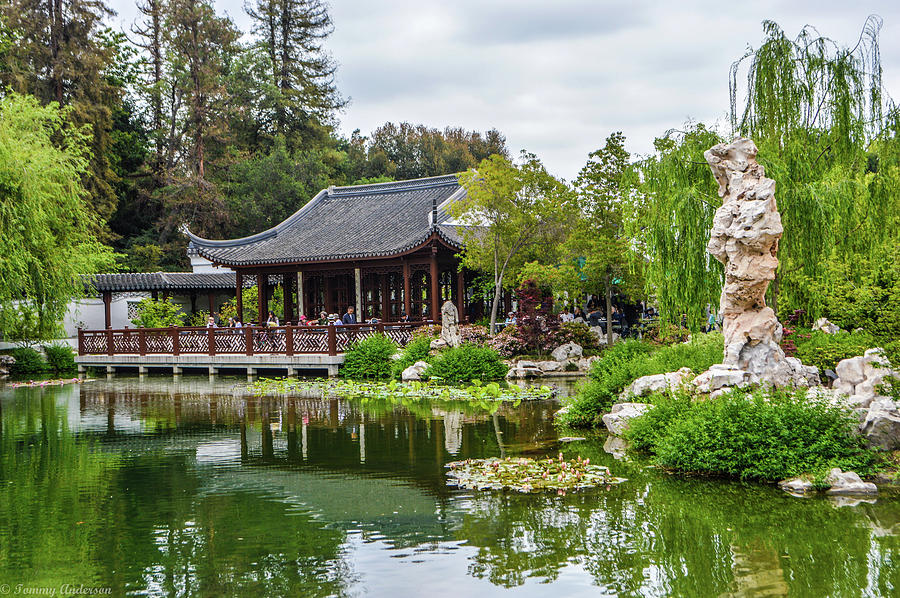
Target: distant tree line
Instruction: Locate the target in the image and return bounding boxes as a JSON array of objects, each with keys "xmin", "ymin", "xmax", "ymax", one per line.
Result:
[{"xmin": 0, "ymin": 0, "xmax": 508, "ymax": 271}]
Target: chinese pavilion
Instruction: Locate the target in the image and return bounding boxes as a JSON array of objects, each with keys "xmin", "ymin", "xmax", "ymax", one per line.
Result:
[{"xmin": 185, "ymin": 175, "xmax": 475, "ymax": 324}]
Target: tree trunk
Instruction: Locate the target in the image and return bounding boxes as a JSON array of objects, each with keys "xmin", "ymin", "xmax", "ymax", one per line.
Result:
[
  {"xmin": 489, "ymin": 279, "xmax": 503, "ymax": 335},
  {"xmin": 605, "ymin": 271, "xmax": 614, "ymax": 346}
]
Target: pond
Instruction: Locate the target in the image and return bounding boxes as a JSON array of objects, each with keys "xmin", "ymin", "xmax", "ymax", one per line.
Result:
[{"xmin": 1, "ymin": 376, "xmax": 898, "ymax": 597}]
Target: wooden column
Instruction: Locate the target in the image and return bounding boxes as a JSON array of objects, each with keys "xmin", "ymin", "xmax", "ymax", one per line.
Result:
[
  {"xmin": 236, "ymin": 271, "xmax": 244, "ymax": 323},
  {"xmin": 354, "ymin": 267, "xmax": 362, "ymax": 320},
  {"xmin": 456, "ymin": 268, "xmax": 465, "ymax": 322},
  {"xmin": 296, "ymin": 272, "xmax": 304, "ymax": 318},
  {"xmin": 103, "ymin": 291, "xmax": 112, "ymax": 329},
  {"xmin": 207, "ymin": 292, "xmax": 215, "ymax": 315},
  {"xmin": 324, "ymin": 275, "xmax": 333, "ymax": 314},
  {"xmin": 283, "ymin": 273, "xmax": 295, "ymax": 324},
  {"xmin": 381, "ymin": 274, "xmax": 390, "ymax": 321},
  {"xmin": 190, "ymin": 293, "xmax": 197, "ymax": 313},
  {"xmin": 402, "ymin": 260, "xmax": 411, "ymax": 317},
  {"xmin": 257, "ymin": 272, "xmax": 268, "ymax": 324},
  {"xmin": 429, "ymin": 247, "xmax": 440, "ymax": 322}
]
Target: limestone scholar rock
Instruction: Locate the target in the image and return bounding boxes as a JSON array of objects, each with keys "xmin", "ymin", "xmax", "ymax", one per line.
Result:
[
  {"xmin": 401, "ymin": 361, "xmax": 429, "ymax": 381},
  {"xmin": 440, "ymin": 300, "xmax": 461, "ymax": 348},
  {"xmin": 812, "ymin": 317, "xmax": 841, "ymax": 334},
  {"xmin": 694, "ymin": 138, "xmax": 819, "ymax": 392}
]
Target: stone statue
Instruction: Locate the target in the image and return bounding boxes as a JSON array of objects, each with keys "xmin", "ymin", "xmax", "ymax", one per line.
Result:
[
  {"xmin": 694, "ymin": 138, "xmax": 819, "ymax": 394},
  {"xmin": 440, "ymin": 300, "xmax": 461, "ymax": 348},
  {"xmin": 430, "ymin": 300, "xmax": 461, "ymax": 350}
]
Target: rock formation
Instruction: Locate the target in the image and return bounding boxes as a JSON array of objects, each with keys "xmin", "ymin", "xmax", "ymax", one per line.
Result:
[
  {"xmin": 430, "ymin": 300, "xmax": 461, "ymax": 349},
  {"xmin": 694, "ymin": 138, "xmax": 819, "ymax": 394}
]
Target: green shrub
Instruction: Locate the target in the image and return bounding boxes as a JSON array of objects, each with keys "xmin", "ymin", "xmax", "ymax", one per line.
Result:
[
  {"xmin": 6, "ymin": 347, "xmax": 48, "ymax": 376},
  {"xmin": 558, "ymin": 334, "xmax": 723, "ymax": 428},
  {"xmin": 131, "ymin": 298, "xmax": 187, "ymax": 328},
  {"xmin": 340, "ymin": 333, "xmax": 398, "ymax": 379},
  {"xmin": 391, "ymin": 336, "xmax": 433, "ymax": 379},
  {"xmin": 423, "ymin": 344, "xmax": 507, "ymax": 383},
  {"xmin": 187, "ymin": 310, "xmax": 210, "ymax": 327},
  {"xmin": 43, "ymin": 343, "xmax": 76, "ymax": 374},
  {"xmin": 794, "ymin": 329, "xmax": 878, "ymax": 373},
  {"xmin": 553, "ymin": 321, "xmax": 600, "ymax": 351},
  {"xmin": 626, "ymin": 387, "xmax": 878, "ymax": 481}
]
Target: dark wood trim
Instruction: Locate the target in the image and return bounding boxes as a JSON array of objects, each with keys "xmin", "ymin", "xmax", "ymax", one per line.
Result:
[
  {"xmin": 236, "ymin": 271, "xmax": 244, "ymax": 323},
  {"xmin": 102, "ymin": 291, "xmax": 112, "ymax": 329},
  {"xmin": 402, "ymin": 260, "xmax": 411, "ymax": 317},
  {"xmin": 456, "ymin": 268, "xmax": 465, "ymax": 319},
  {"xmin": 257, "ymin": 273, "xmax": 267, "ymax": 324},
  {"xmin": 208, "ymin": 232, "xmax": 460, "ymax": 270},
  {"xmin": 429, "ymin": 244, "xmax": 439, "ymax": 321}
]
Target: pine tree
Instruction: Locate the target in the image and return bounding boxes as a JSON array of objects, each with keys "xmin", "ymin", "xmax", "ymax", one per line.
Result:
[{"xmin": 246, "ymin": 0, "xmax": 344, "ymax": 146}]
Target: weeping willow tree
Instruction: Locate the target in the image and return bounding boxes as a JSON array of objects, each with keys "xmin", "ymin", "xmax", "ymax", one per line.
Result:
[{"xmin": 636, "ymin": 17, "xmax": 900, "ymax": 328}]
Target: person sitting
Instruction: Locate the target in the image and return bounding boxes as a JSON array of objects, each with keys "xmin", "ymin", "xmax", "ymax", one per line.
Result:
[
  {"xmin": 232, "ymin": 318, "xmax": 242, "ymax": 328},
  {"xmin": 342, "ymin": 305, "xmax": 357, "ymax": 325},
  {"xmin": 226, "ymin": 317, "xmax": 235, "ymax": 327},
  {"xmin": 266, "ymin": 311, "xmax": 279, "ymax": 327},
  {"xmin": 206, "ymin": 316, "xmax": 216, "ymax": 328},
  {"xmin": 588, "ymin": 308, "xmax": 603, "ymax": 327},
  {"xmin": 330, "ymin": 314, "xmax": 343, "ymax": 326},
  {"xmin": 573, "ymin": 307, "xmax": 586, "ymax": 323},
  {"xmin": 318, "ymin": 310, "xmax": 329, "ymax": 325},
  {"xmin": 559, "ymin": 309, "xmax": 574, "ymax": 322},
  {"xmin": 504, "ymin": 312, "xmax": 517, "ymax": 325},
  {"xmin": 399, "ymin": 311, "xmax": 410, "ymax": 323}
]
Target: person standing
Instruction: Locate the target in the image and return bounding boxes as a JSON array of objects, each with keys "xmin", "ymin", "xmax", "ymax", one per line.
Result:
[{"xmin": 342, "ymin": 305, "xmax": 357, "ymax": 325}]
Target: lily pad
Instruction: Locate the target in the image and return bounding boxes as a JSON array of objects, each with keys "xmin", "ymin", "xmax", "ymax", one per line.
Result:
[{"xmin": 445, "ymin": 455, "xmax": 626, "ymax": 494}]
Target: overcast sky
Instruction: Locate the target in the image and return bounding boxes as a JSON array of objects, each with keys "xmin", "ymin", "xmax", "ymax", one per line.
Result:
[{"xmin": 107, "ymin": 0, "xmax": 900, "ymax": 180}]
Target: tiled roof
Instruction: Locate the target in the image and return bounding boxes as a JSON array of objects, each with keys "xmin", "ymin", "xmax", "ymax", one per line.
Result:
[
  {"xmin": 184, "ymin": 175, "xmax": 466, "ymax": 267},
  {"xmin": 86, "ymin": 272, "xmax": 238, "ymax": 292}
]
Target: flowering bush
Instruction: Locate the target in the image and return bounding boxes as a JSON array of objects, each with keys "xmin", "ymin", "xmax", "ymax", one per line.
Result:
[
  {"xmin": 486, "ymin": 325, "xmax": 521, "ymax": 358},
  {"xmin": 459, "ymin": 324, "xmax": 489, "ymax": 345},
  {"xmin": 551, "ymin": 321, "xmax": 600, "ymax": 351}
]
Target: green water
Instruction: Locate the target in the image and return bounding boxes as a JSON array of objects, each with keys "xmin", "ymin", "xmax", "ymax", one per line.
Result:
[{"xmin": 0, "ymin": 377, "xmax": 898, "ymax": 597}]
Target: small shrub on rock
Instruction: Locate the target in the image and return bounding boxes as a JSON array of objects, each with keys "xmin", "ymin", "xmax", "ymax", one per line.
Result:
[
  {"xmin": 340, "ymin": 333, "xmax": 398, "ymax": 379},
  {"xmin": 391, "ymin": 336, "xmax": 433, "ymax": 379},
  {"xmin": 553, "ymin": 321, "xmax": 600, "ymax": 351},
  {"xmin": 626, "ymin": 387, "xmax": 877, "ymax": 481},
  {"xmin": 423, "ymin": 344, "xmax": 507, "ymax": 383},
  {"xmin": 459, "ymin": 325, "xmax": 489, "ymax": 345},
  {"xmin": 43, "ymin": 344, "xmax": 76, "ymax": 374},
  {"xmin": 794, "ymin": 329, "xmax": 878, "ymax": 373},
  {"xmin": 6, "ymin": 347, "xmax": 48, "ymax": 376},
  {"xmin": 558, "ymin": 334, "xmax": 723, "ymax": 428}
]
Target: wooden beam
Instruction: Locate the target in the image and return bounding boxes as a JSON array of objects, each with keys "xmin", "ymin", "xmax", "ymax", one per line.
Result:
[
  {"xmin": 283, "ymin": 272, "xmax": 295, "ymax": 323},
  {"xmin": 402, "ymin": 260, "xmax": 411, "ymax": 318},
  {"xmin": 429, "ymin": 245, "xmax": 439, "ymax": 322},
  {"xmin": 102, "ymin": 291, "xmax": 112, "ymax": 329},
  {"xmin": 456, "ymin": 268, "xmax": 465, "ymax": 322},
  {"xmin": 257, "ymin": 272, "xmax": 268, "ymax": 324},
  {"xmin": 236, "ymin": 271, "xmax": 244, "ymax": 323}
]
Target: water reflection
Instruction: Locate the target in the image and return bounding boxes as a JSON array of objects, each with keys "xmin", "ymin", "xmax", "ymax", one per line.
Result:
[{"xmin": 0, "ymin": 377, "xmax": 898, "ymax": 597}]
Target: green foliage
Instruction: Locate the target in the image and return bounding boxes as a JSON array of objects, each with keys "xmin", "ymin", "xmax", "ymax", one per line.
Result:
[
  {"xmin": 485, "ymin": 325, "xmax": 521, "ymax": 358},
  {"xmin": 626, "ymin": 388, "xmax": 878, "ymax": 481},
  {"xmin": 131, "ymin": 298, "xmax": 187, "ymax": 328},
  {"xmin": 42, "ymin": 344, "xmax": 76, "ymax": 374},
  {"xmin": 187, "ymin": 310, "xmax": 210, "ymax": 327},
  {"xmin": 6, "ymin": 347, "xmax": 48, "ymax": 376},
  {"xmin": 391, "ymin": 336, "xmax": 433, "ymax": 379},
  {"xmin": 793, "ymin": 330, "xmax": 879, "ymax": 373},
  {"xmin": 0, "ymin": 93, "xmax": 117, "ymax": 342},
  {"xmin": 554, "ymin": 321, "xmax": 600, "ymax": 352},
  {"xmin": 559, "ymin": 334, "xmax": 723, "ymax": 427},
  {"xmin": 454, "ymin": 152, "xmax": 573, "ymax": 332},
  {"xmin": 340, "ymin": 334, "xmax": 398, "ymax": 380},
  {"xmin": 446, "ymin": 456, "xmax": 624, "ymax": 493},
  {"xmin": 423, "ymin": 344, "xmax": 508, "ymax": 384},
  {"xmin": 219, "ymin": 284, "xmax": 284, "ymax": 323}
]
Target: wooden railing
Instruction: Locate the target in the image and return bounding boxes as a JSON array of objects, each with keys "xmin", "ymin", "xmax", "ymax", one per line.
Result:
[{"xmin": 78, "ymin": 321, "xmax": 431, "ymax": 357}]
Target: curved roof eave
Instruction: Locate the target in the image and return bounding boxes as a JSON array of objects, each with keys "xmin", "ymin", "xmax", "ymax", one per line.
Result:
[{"xmin": 196, "ymin": 227, "xmax": 464, "ymax": 268}]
